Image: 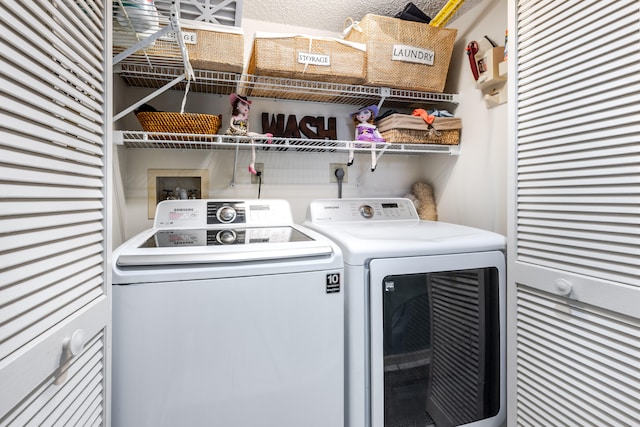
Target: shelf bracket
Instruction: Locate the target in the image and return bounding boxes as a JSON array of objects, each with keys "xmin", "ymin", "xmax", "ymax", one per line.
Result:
[
  {"xmin": 230, "ymin": 144, "xmax": 240, "ymax": 187},
  {"xmin": 113, "ymin": 74, "xmax": 186, "ymax": 122},
  {"xmin": 113, "ymin": 0, "xmax": 194, "ymax": 122},
  {"xmin": 112, "ymin": 26, "xmax": 173, "ymax": 66},
  {"xmin": 377, "ymin": 87, "xmax": 390, "ymax": 110}
]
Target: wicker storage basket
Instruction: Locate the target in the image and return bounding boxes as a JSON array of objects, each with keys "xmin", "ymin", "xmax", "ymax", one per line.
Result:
[
  {"xmin": 344, "ymin": 14, "xmax": 457, "ymax": 93},
  {"xmin": 136, "ymin": 111, "xmax": 221, "ymax": 135},
  {"xmin": 247, "ymin": 33, "xmax": 367, "ymax": 85},
  {"xmin": 377, "ymin": 114, "xmax": 461, "ymax": 145},
  {"xmin": 181, "ymin": 21, "xmax": 244, "ymax": 73},
  {"xmin": 113, "ymin": 19, "xmax": 244, "ymax": 73}
]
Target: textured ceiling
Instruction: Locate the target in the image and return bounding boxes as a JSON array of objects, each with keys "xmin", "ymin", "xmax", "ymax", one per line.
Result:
[{"xmin": 242, "ymin": 0, "xmax": 481, "ymax": 32}]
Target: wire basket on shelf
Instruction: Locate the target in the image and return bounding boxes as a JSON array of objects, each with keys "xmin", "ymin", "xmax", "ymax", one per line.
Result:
[{"xmin": 135, "ymin": 111, "xmax": 221, "ymax": 136}]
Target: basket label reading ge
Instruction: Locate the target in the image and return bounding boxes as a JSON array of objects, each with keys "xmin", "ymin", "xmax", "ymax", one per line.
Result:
[
  {"xmin": 391, "ymin": 44, "xmax": 434, "ymax": 65},
  {"xmin": 161, "ymin": 30, "xmax": 197, "ymax": 45}
]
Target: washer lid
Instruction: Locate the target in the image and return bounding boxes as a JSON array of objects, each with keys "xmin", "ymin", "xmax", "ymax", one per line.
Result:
[{"xmin": 115, "ymin": 225, "xmax": 334, "ymax": 267}]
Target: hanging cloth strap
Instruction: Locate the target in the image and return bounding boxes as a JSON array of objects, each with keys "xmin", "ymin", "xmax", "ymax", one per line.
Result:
[
  {"xmin": 180, "ymin": 79, "xmax": 191, "ymax": 114},
  {"xmin": 342, "ymin": 17, "xmax": 362, "ymax": 38},
  {"xmin": 302, "ymin": 37, "xmax": 314, "ymax": 74}
]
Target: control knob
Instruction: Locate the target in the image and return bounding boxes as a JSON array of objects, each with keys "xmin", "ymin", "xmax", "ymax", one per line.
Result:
[
  {"xmin": 216, "ymin": 230, "xmax": 237, "ymax": 244},
  {"xmin": 217, "ymin": 205, "xmax": 237, "ymax": 223},
  {"xmin": 359, "ymin": 204, "xmax": 374, "ymax": 219}
]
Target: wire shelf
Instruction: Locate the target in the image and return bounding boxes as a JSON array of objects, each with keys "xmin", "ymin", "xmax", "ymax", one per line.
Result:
[
  {"xmin": 111, "ymin": 5, "xmax": 460, "ymax": 152},
  {"xmin": 115, "ymin": 65, "xmax": 460, "ymax": 107},
  {"xmin": 115, "ymin": 131, "xmax": 461, "ymax": 155}
]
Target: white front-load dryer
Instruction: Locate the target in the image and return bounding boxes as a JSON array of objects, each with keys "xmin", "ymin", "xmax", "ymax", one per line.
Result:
[{"xmin": 304, "ymin": 198, "xmax": 506, "ymax": 427}]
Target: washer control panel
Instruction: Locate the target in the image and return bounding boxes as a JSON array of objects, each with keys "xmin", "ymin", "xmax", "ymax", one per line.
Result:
[
  {"xmin": 154, "ymin": 199, "xmax": 294, "ymax": 228},
  {"xmin": 307, "ymin": 198, "xmax": 419, "ymax": 223},
  {"xmin": 208, "ymin": 202, "xmax": 246, "ymax": 225}
]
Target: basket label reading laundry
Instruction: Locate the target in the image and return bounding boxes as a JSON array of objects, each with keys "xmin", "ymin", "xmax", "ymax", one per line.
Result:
[
  {"xmin": 298, "ymin": 52, "xmax": 331, "ymax": 66},
  {"xmin": 392, "ymin": 44, "xmax": 435, "ymax": 66},
  {"xmin": 160, "ymin": 30, "xmax": 198, "ymax": 45}
]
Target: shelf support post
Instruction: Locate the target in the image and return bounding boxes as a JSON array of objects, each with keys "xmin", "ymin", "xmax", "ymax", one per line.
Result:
[
  {"xmin": 377, "ymin": 87, "xmax": 391, "ymax": 110},
  {"xmin": 230, "ymin": 144, "xmax": 240, "ymax": 187}
]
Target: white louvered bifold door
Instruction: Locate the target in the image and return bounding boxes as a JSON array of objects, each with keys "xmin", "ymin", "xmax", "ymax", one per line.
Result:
[
  {"xmin": 0, "ymin": 0, "xmax": 110, "ymax": 425},
  {"xmin": 508, "ymin": 0, "xmax": 640, "ymax": 426}
]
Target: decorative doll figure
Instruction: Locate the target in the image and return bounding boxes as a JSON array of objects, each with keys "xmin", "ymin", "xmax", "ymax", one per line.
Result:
[
  {"xmin": 225, "ymin": 93, "xmax": 272, "ymax": 175},
  {"xmin": 353, "ymin": 105, "xmax": 385, "ymax": 143},
  {"xmin": 226, "ymin": 93, "xmax": 250, "ymax": 136},
  {"xmin": 348, "ymin": 105, "xmax": 386, "ymax": 171}
]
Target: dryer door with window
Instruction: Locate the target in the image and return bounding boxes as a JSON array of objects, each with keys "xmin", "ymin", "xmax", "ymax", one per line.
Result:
[{"xmin": 369, "ymin": 251, "xmax": 506, "ymax": 427}]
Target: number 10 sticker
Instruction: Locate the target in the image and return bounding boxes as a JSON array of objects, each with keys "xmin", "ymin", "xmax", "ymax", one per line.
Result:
[{"xmin": 326, "ymin": 273, "xmax": 341, "ymax": 293}]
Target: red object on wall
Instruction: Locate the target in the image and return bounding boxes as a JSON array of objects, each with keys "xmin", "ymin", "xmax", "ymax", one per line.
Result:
[{"xmin": 466, "ymin": 41, "xmax": 479, "ymax": 80}]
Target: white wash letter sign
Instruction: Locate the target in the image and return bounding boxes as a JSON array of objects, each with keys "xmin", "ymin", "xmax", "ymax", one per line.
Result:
[{"xmin": 391, "ymin": 44, "xmax": 434, "ymax": 65}]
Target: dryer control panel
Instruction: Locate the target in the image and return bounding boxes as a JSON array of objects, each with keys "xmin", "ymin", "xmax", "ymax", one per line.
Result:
[{"xmin": 307, "ymin": 198, "xmax": 419, "ymax": 223}]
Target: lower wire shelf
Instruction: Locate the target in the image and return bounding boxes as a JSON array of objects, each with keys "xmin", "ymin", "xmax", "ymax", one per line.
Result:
[{"xmin": 115, "ymin": 131, "xmax": 461, "ymax": 155}]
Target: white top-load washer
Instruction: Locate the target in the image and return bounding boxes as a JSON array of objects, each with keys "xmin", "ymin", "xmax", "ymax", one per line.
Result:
[
  {"xmin": 112, "ymin": 199, "xmax": 344, "ymax": 427},
  {"xmin": 304, "ymin": 198, "xmax": 506, "ymax": 427}
]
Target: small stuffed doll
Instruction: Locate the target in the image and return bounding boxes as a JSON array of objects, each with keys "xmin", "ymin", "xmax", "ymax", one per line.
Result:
[
  {"xmin": 348, "ymin": 105, "xmax": 386, "ymax": 172},
  {"xmin": 225, "ymin": 93, "xmax": 272, "ymax": 175}
]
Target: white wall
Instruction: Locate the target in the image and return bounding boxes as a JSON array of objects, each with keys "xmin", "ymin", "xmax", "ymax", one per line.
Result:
[
  {"xmin": 428, "ymin": 0, "xmax": 508, "ymax": 235},
  {"xmin": 112, "ymin": 0, "xmax": 508, "ymax": 246}
]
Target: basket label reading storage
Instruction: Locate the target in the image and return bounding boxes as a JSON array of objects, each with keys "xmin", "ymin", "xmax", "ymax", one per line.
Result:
[{"xmin": 247, "ymin": 32, "xmax": 367, "ymax": 85}]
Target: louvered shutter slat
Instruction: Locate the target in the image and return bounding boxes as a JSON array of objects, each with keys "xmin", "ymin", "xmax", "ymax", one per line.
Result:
[
  {"xmin": 511, "ymin": 1, "xmax": 640, "ymax": 425},
  {"xmin": 1, "ymin": 54, "xmax": 104, "ymax": 125},
  {"xmin": 1, "ymin": 260, "xmax": 103, "ymax": 306},
  {"xmin": 1, "ymin": 214, "xmax": 103, "ymax": 238},
  {"xmin": 1, "ymin": 183, "xmax": 104, "ymax": 199},
  {"xmin": 0, "ymin": 285, "xmax": 103, "ymax": 361},
  {"xmin": 0, "ymin": 127, "xmax": 104, "ymax": 163},
  {"xmin": 0, "ymin": 149, "xmax": 103, "ymax": 177},
  {"xmin": 1, "ymin": 201, "xmax": 104, "ymax": 216},
  {"xmin": 2, "ymin": 95, "xmax": 103, "ymax": 146},
  {"xmin": 514, "ymin": 0, "xmax": 640, "ymax": 287},
  {"xmin": 3, "ymin": 0, "xmax": 103, "ymax": 82},
  {"xmin": 3, "ymin": 334, "xmax": 105, "ymax": 426},
  {"xmin": 0, "ymin": 232, "xmax": 104, "ymax": 271},
  {"xmin": 0, "ymin": 36, "xmax": 103, "ymax": 110},
  {"xmin": 0, "ymin": 0, "xmax": 108, "ymax": 421},
  {"xmin": 0, "ymin": 167, "xmax": 103, "ymax": 190},
  {"xmin": 515, "ymin": 287, "xmax": 640, "ymax": 425},
  {"xmin": 0, "ymin": 223, "xmax": 103, "ymax": 249},
  {"xmin": 29, "ymin": 1, "xmax": 104, "ymax": 59}
]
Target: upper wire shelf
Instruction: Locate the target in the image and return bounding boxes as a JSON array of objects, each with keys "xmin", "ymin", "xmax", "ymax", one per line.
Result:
[{"xmin": 114, "ymin": 64, "xmax": 461, "ymax": 108}]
